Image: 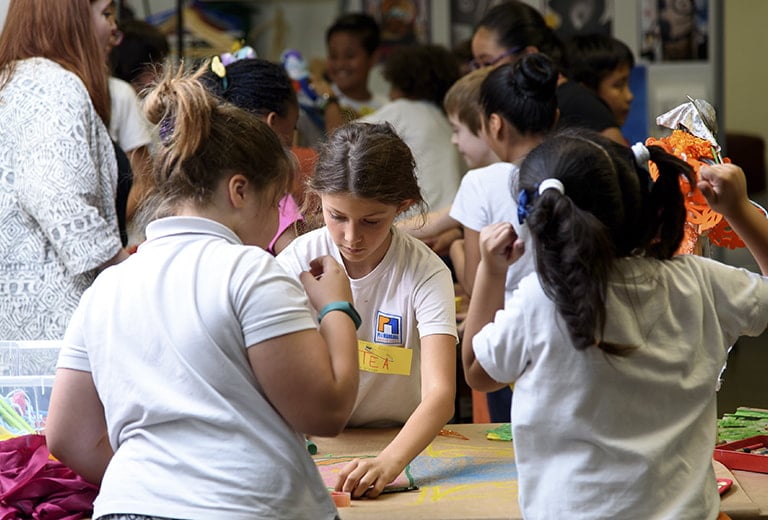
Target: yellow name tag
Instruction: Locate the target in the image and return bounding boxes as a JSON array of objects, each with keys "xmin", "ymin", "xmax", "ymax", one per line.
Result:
[{"xmin": 358, "ymin": 340, "xmax": 413, "ymax": 375}]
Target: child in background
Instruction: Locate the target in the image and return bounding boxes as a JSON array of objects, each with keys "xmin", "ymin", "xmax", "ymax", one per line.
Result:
[
  {"xmin": 46, "ymin": 61, "xmax": 360, "ymax": 519},
  {"xmin": 470, "ymin": 0, "xmax": 626, "ymax": 146},
  {"xmin": 278, "ymin": 122, "xmax": 457, "ymax": 499},
  {"xmin": 398, "ymin": 67, "xmax": 499, "ymax": 287},
  {"xmin": 462, "ymin": 130, "xmax": 768, "ymax": 519},
  {"xmin": 296, "ymin": 12, "xmax": 387, "ymax": 148},
  {"xmin": 202, "ymin": 57, "xmax": 305, "ymax": 254},
  {"xmin": 564, "ymin": 33, "xmax": 635, "ymax": 129},
  {"xmin": 445, "ymin": 67, "xmax": 500, "ymax": 172},
  {"xmin": 362, "ymin": 43, "xmax": 462, "ymax": 213},
  {"xmin": 324, "ymin": 13, "xmax": 387, "ymax": 119},
  {"xmin": 110, "ymin": 19, "xmax": 170, "ymax": 94},
  {"xmin": 453, "ymin": 52, "xmax": 558, "ymax": 422}
]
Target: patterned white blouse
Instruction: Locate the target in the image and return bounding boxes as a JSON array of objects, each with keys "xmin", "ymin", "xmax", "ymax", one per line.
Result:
[{"xmin": 0, "ymin": 58, "xmax": 122, "ymax": 340}]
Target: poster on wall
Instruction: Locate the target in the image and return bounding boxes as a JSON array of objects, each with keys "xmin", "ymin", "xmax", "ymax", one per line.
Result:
[
  {"xmin": 639, "ymin": 0, "xmax": 709, "ymax": 62},
  {"xmin": 364, "ymin": 0, "xmax": 430, "ymax": 59},
  {"xmin": 540, "ymin": 0, "xmax": 613, "ymax": 42}
]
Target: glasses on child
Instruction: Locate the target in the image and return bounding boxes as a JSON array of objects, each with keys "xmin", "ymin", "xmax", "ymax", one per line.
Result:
[{"xmin": 468, "ymin": 46, "xmax": 523, "ymax": 71}]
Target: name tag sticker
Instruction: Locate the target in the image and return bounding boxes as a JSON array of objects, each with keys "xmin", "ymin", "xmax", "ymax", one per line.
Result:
[{"xmin": 358, "ymin": 340, "xmax": 412, "ymax": 375}]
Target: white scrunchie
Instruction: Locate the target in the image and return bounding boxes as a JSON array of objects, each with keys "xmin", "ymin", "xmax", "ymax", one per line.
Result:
[
  {"xmin": 538, "ymin": 178, "xmax": 565, "ymax": 195},
  {"xmin": 631, "ymin": 142, "xmax": 650, "ymax": 167}
]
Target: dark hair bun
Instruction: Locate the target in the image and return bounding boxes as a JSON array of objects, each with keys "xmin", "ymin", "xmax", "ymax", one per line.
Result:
[{"xmin": 511, "ymin": 53, "xmax": 558, "ymax": 101}]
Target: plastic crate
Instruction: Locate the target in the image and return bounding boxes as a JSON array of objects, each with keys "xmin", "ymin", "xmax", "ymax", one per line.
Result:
[
  {"xmin": 713, "ymin": 435, "xmax": 768, "ymax": 473},
  {"xmin": 0, "ymin": 341, "xmax": 60, "ymax": 435}
]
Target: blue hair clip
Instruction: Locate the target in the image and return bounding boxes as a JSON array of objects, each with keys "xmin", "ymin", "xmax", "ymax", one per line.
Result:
[{"xmin": 517, "ymin": 189, "xmax": 532, "ymax": 225}]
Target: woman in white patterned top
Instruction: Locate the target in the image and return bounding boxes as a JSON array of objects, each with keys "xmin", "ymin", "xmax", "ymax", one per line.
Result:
[{"xmin": 0, "ymin": 0, "xmax": 129, "ymax": 340}]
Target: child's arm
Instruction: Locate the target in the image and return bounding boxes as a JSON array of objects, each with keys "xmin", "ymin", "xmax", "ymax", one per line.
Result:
[
  {"xmin": 699, "ymin": 163, "xmax": 768, "ymax": 275},
  {"xmin": 397, "ymin": 206, "xmax": 459, "ymax": 240},
  {"xmin": 249, "ymin": 255, "xmax": 360, "ymax": 436},
  {"xmin": 462, "ymin": 222, "xmax": 524, "ymax": 391},
  {"xmin": 462, "ymin": 227, "xmax": 481, "ymax": 294},
  {"xmin": 335, "ymin": 334, "xmax": 456, "ymax": 498},
  {"xmin": 46, "ymin": 369, "xmax": 113, "ymax": 485}
]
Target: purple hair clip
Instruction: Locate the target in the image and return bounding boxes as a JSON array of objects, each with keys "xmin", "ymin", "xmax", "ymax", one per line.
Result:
[{"xmin": 159, "ymin": 115, "xmax": 175, "ymax": 145}]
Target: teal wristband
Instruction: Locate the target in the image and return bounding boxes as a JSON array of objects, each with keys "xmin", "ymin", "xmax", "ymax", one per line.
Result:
[{"xmin": 317, "ymin": 301, "xmax": 362, "ymax": 330}]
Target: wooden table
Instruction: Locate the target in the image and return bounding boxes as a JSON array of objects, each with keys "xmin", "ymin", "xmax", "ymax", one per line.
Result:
[{"xmin": 312, "ymin": 423, "xmax": 768, "ymax": 520}]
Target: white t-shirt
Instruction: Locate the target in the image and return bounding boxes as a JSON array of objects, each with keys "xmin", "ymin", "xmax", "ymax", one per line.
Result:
[
  {"xmin": 473, "ymin": 254, "xmax": 768, "ymax": 520},
  {"xmin": 278, "ymin": 226, "xmax": 458, "ymax": 427},
  {"xmin": 108, "ymin": 76, "xmax": 151, "ymax": 153},
  {"xmin": 331, "ymin": 83, "xmax": 388, "ymax": 118},
  {"xmin": 362, "ymin": 99, "xmax": 462, "ymax": 212},
  {"xmin": 57, "ymin": 216, "xmax": 338, "ymax": 520},
  {"xmin": 450, "ymin": 162, "xmax": 535, "ymax": 301}
]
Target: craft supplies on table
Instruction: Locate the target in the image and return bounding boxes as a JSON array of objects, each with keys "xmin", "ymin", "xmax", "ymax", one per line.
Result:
[
  {"xmin": 715, "ymin": 435, "xmax": 768, "ymax": 473},
  {"xmin": 719, "ymin": 407, "xmax": 768, "ymax": 443}
]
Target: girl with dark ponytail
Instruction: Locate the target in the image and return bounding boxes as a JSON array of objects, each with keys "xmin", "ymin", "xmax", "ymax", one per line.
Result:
[{"xmin": 462, "ymin": 129, "xmax": 768, "ymax": 519}]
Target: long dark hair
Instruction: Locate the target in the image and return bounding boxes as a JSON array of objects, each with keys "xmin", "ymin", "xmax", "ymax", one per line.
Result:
[{"xmin": 517, "ymin": 130, "xmax": 693, "ymax": 355}]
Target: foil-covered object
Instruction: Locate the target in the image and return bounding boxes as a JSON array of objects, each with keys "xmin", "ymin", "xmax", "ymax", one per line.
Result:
[{"xmin": 656, "ymin": 96, "xmax": 720, "ymax": 151}]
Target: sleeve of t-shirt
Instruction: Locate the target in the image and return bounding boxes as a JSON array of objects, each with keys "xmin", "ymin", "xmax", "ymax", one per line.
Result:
[
  {"xmin": 449, "ymin": 170, "xmax": 487, "ymax": 232},
  {"xmin": 702, "ymin": 257, "xmax": 768, "ymax": 342},
  {"xmin": 233, "ymin": 253, "xmax": 318, "ymax": 347},
  {"xmin": 57, "ymin": 292, "xmax": 92, "ymax": 372},
  {"xmin": 109, "ymin": 78, "xmax": 152, "ymax": 152},
  {"xmin": 412, "ymin": 261, "xmax": 459, "ymax": 340},
  {"xmin": 472, "ymin": 276, "xmax": 535, "ymax": 383}
]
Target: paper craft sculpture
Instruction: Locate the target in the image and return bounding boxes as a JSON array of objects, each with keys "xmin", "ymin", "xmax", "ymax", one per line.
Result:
[{"xmin": 645, "ymin": 97, "xmax": 746, "ymax": 254}]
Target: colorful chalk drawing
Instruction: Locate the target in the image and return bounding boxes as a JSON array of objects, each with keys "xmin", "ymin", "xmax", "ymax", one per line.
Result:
[{"xmin": 314, "ymin": 439, "xmax": 518, "ymax": 503}]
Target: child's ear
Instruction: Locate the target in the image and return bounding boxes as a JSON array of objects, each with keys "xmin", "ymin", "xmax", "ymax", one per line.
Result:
[
  {"xmin": 487, "ymin": 113, "xmax": 503, "ymax": 141},
  {"xmin": 228, "ymin": 173, "xmax": 249, "ymax": 208},
  {"xmin": 265, "ymin": 111, "xmax": 279, "ymax": 130},
  {"xmin": 397, "ymin": 199, "xmax": 416, "ymax": 214}
]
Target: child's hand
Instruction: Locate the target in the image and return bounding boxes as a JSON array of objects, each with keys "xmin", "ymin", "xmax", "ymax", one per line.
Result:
[
  {"xmin": 698, "ymin": 163, "xmax": 751, "ymax": 218},
  {"xmin": 334, "ymin": 455, "xmax": 399, "ymax": 499},
  {"xmin": 479, "ymin": 222, "xmax": 524, "ymax": 274},
  {"xmin": 298, "ymin": 255, "xmax": 353, "ymax": 311}
]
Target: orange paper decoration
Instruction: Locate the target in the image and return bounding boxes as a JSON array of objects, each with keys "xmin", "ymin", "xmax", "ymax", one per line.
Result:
[{"xmin": 645, "ymin": 130, "xmax": 743, "ymax": 255}]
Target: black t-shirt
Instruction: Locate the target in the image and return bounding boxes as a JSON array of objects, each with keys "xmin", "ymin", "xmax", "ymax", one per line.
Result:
[
  {"xmin": 556, "ymin": 80, "xmax": 619, "ymax": 134},
  {"xmin": 112, "ymin": 140, "xmax": 132, "ymax": 247}
]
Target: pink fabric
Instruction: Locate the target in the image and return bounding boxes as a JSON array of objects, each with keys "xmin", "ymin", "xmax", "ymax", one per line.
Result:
[
  {"xmin": 0, "ymin": 434, "xmax": 98, "ymax": 520},
  {"xmin": 268, "ymin": 194, "xmax": 304, "ymax": 255}
]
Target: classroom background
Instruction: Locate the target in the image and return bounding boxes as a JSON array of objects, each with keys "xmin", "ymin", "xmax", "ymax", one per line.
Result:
[{"xmin": 0, "ymin": 0, "xmax": 763, "ymax": 415}]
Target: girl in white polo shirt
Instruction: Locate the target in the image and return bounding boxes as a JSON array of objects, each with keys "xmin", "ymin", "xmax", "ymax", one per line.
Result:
[
  {"xmin": 462, "ymin": 130, "xmax": 768, "ymax": 519},
  {"xmin": 278, "ymin": 121, "xmax": 458, "ymax": 499},
  {"xmin": 46, "ymin": 61, "xmax": 360, "ymax": 520}
]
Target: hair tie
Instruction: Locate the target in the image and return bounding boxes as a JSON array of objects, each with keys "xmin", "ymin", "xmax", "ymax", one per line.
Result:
[
  {"xmin": 211, "ymin": 55, "xmax": 228, "ymax": 90},
  {"xmin": 631, "ymin": 142, "xmax": 654, "ymax": 193},
  {"xmin": 220, "ymin": 43, "xmax": 257, "ymax": 66},
  {"xmin": 517, "ymin": 189, "xmax": 532, "ymax": 225},
  {"xmin": 631, "ymin": 142, "xmax": 650, "ymax": 167},
  {"xmin": 159, "ymin": 115, "xmax": 175, "ymax": 145},
  {"xmin": 538, "ymin": 178, "xmax": 565, "ymax": 195}
]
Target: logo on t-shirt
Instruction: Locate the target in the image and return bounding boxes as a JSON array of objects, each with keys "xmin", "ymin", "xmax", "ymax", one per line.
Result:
[{"xmin": 375, "ymin": 311, "xmax": 402, "ymax": 344}]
